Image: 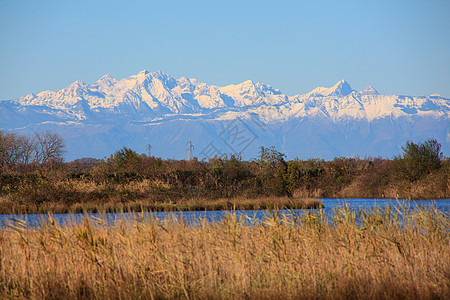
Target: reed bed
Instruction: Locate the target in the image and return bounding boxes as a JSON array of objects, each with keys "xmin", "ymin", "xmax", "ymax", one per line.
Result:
[
  {"xmin": 0, "ymin": 196, "xmax": 323, "ymax": 214},
  {"xmin": 0, "ymin": 206, "xmax": 448, "ymax": 299}
]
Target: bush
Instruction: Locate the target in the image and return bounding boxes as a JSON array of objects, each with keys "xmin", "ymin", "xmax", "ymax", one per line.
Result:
[
  {"xmin": 107, "ymin": 147, "xmax": 142, "ymax": 175},
  {"xmin": 397, "ymin": 139, "xmax": 443, "ymax": 181}
]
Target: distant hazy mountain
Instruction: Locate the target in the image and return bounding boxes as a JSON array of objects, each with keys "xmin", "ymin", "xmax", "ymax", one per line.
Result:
[{"xmin": 1, "ymin": 70, "xmax": 449, "ymax": 161}]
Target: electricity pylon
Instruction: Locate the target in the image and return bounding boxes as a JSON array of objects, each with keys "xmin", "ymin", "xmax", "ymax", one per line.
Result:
[{"xmin": 186, "ymin": 138, "xmax": 194, "ymax": 160}]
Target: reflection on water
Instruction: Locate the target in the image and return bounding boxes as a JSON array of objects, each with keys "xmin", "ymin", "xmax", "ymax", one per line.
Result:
[{"xmin": 1, "ymin": 198, "xmax": 449, "ymax": 228}]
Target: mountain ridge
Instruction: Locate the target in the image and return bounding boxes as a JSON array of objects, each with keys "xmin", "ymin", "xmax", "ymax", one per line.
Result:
[
  {"xmin": 7, "ymin": 70, "xmax": 449, "ymax": 121},
  {"xmin": 1, "ymin": 70, "xmax": 449, "ymax": 161}
]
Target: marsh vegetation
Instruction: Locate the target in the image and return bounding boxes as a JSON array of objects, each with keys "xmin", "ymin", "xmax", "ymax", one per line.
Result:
[
  {"xmin": 1, "ymin": 206, "xmax": 448, "ymax": 299},
  {"xmin": 1, "ymin": 131, "xmax": 448, "ymax": 214}
]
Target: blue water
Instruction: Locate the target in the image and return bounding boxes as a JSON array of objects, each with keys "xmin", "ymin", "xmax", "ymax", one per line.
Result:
[{"xmin": 1, "ymin": 198, "xmax": 449, "ymax": 228}]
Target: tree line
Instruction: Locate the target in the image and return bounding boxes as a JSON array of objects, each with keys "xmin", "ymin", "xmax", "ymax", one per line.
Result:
[{"xmin": 0, "ymin": 130, "xmax": 448, "ymax": 210}]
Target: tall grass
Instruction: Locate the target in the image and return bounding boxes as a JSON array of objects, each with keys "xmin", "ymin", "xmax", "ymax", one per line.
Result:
[
  {"xmin": 0, "ymin": 206, "xmax": 448, "ymax": 299},
  {"xmin": 0, "ymin": 195, "xmax": 323, "ymax": 214}
]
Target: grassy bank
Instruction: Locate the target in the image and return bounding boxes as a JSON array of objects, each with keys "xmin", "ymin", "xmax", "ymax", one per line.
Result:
[
  {"xmin": 1, "ymin": 206, "xmax": 448, "ymax": 299},
  {"xmin": 0, "ymin": 195, "xmax": 323, "ymax": 214}
]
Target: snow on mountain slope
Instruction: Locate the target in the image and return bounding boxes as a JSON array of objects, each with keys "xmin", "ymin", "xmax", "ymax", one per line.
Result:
[
  {"xmin": 306, "ymin": 80, "xmax": 354, "ymax": 97},
  {"xmin": 1, "ymin": 70, "xmax": 449, "ymax": 160},
  {"xmin": 218, "ymin": 80, "xmax": 286, "ymax": 107},
  {"xmin": 7, "ymin": 70, "xmax": 449, "ymax": 123},
  {"xmin": 359, "ymin": 86, "xmax": 379, "ymax": 96}
]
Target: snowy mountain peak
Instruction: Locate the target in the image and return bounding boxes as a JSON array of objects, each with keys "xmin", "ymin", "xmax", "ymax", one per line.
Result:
[
  {"xmin": 330, "ymin": 80, "xmax": 354, "ymax": 96},
  {"xmin": 24, "ymin": 92, "xmax": 36, "ymax": 99},
  {"xmin": 359, "ymin": 86, "xmax": 380, "ymax": 96},
  {"xmin": 65, "ymin": 81, "xmax": 88, "ymax": 92},
  {"xmin": 99, "ymin": 74, "xmax": 113, "ymax": 80},
  {"xmin": 150, "ymin": 70, "xmax": 172, "ymax": 80},
  {"xmin": 71, "ymin": 80, "xmax": 87, "ymax": 86},
  {"xmin": 94, "ymin": 74, "xmax": 117, "ymax": 86},
  {"xmin": 308, "ymin": 80, "xmax": 354, "ymax": 97}
]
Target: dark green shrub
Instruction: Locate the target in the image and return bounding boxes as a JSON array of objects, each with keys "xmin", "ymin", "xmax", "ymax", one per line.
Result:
[
  {"xmin": 107, "ymin": 147, "xmax": 142, "ymax": 175},
  {"xmin": 397, "ymin": 139, "xmax": 443, "ymax": 181}
]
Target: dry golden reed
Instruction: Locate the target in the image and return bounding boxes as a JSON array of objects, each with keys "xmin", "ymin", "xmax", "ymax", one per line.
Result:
[
  {"xmin": 0, "ymin": 205, "xmax": 448, "ymax": 299},
  {"xmin": 0, "ymin": 195, "xmax": 323, "ymax": 215}
]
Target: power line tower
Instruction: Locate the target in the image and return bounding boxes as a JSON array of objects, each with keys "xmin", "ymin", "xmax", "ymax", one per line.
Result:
[
  {"xmin": 146, "ymin": 144, "xmax": 152, "ymax": 157},
  {"xmin": 186, "ymin": 138, "xmax": 194, "ymax": 160}
]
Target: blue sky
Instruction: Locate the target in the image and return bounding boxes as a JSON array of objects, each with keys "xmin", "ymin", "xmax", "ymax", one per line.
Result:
[{"xmin": 1, "ymin": 0, "xmax": 449, "ymax": 100}]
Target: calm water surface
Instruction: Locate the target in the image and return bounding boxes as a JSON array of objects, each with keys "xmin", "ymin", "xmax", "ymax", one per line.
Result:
[{"xmin": 1, "ymin": 198, "xmax": 449, "ymax": 228}]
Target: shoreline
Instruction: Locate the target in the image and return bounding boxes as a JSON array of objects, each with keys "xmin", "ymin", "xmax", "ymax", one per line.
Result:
[
  {"xmin": 0, "ymin": 196, "xmax": 324, "ymax": 215},
  {"xmin": 1, "ymin": 196, "xmax": 449, "ymax": 216}
]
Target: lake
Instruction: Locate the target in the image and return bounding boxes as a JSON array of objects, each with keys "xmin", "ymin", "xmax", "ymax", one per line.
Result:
[{"xmin": 1, "ymin": 198, "xmax": 449, "ymax": 228}]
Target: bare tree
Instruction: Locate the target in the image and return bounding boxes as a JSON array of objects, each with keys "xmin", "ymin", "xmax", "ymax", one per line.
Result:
[
  {"xmin": 0, "ymin": 131, "xmax": 33, "ymax": 168},
  {"xmin": 32, "ymin": 131, "xmax": 66, "ymax": 164},
  {"xmin": 0, "ymin": 130, "xmax": 10, "ymax": 168},
  {"xmin": 0, "ymin": 130, "xmax": 66, "ymax": 171}
]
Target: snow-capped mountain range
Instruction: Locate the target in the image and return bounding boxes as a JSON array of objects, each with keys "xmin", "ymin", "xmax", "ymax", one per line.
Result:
[{"xmin": 1, "ymin": 70, "xmax": 449, "ymax": 161}]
